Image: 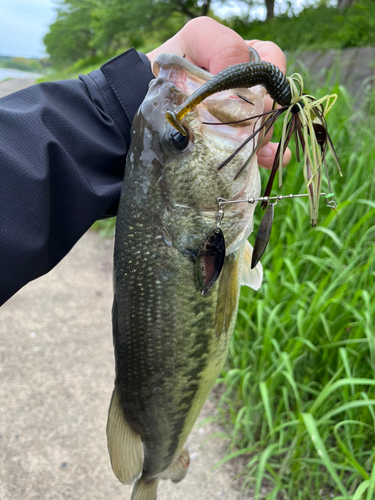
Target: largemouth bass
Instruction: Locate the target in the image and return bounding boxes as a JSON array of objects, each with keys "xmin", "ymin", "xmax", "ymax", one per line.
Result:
[{"xmin": 108, "ymin": 53, "xmax": 264, "ymax": 500}]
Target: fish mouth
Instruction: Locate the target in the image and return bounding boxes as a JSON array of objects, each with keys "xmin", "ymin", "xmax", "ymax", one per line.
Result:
[
  {"xmin": 153, "ymin": 54, "xmax": 212, "ymax": 85},
  {"xmin": 154, "ymin": 53, "xmax": 264, "ymax": 130},
  {"xmin": 139, "ymin": 53, "xmax": 263, "ymax": 256}
]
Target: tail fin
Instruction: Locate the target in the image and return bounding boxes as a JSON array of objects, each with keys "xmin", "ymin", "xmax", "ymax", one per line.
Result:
[
  {"xmin": 107, "ymin": 387, "xmax": 144, "ymax": 484},
  {"xmin": 131, "ymin": 477, "xmax": 159, "ymax": 500},
  {"xmin": 162, "ymin": 447, "xmax": 190, "ymax": 483}
]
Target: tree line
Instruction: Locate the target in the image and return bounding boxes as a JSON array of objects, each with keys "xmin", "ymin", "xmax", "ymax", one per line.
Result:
[
  {"xmin": 44, "ymin": 0, "xmax": 366, "ymax": 69},
  {"xmin": 44, "ymin": 0, "xmax": 215, "ymax": 68}
]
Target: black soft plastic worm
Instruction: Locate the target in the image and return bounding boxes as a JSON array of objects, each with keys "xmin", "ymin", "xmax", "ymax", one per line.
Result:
[{"xmin": 166, "ymin": 61, "xmax": 292, "ymax": 135}]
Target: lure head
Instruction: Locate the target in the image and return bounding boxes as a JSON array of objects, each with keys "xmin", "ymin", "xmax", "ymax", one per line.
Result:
[
  {"xmin": 127, "ymin": 53, "xmax": 266, "ymax": 256},
  {"xmin": 165, "ymin": 110, "xmax": 187, "ymax": 136}
]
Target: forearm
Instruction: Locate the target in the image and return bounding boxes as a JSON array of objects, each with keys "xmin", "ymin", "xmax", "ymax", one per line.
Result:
[{"xmin": 0, "ymin": 49, "xmax": 153, "ymax": 305}]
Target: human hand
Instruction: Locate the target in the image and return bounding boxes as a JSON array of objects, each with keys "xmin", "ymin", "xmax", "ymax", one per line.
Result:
[{"xmin": 146, "ymin": 17, "xmax": 291, "ymax": 170}]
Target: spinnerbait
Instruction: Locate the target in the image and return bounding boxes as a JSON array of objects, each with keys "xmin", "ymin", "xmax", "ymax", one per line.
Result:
[
  {"xmin": 166, "ymin": 53, "xmax": 341, "ymax": 226},
  {"xmin": 217, "ymin": 193, "xmax": 337, "ymax": 269},
  {"xmin": 165, "ymin": 50, "xmax": 342, "ymax": 289}
]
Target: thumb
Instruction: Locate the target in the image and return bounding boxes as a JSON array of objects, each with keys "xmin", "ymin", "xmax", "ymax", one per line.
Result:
[
  {"xmin": 180, "ymin": 17, "xmax": 251, "ymax": 74},
  {"xmin": 147, "ymin": 17, "xmax": 250, "ymax": 75}
]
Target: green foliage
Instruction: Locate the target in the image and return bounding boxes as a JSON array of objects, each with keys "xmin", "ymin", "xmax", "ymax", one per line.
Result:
[
  {"xmin": 43, "ymin": 0, "xmax": 375, "ymax": 71},
  {"xmin": 43, "ymin": 0, "xmax": 212, "ymax": 69},
  {"xmin": 37, "ymin": 54, "xmax": 112, "ymax": 83},
  {"xmin": 218, "ymin": 80, "xmax": 375, "ymax": 498},
  {"xmin": 37, "ymin": 35, "xmax": 161, "ymax": 83},
  {"xmin": 230, "ymin": 0, "xmax": 375, "ymax": 52},
  {"xmin": 90, "ymin": 0, "xmax": 207, "ymax": 51},
  {"xmin": 91, "ymin": 218, "xmax": 116, "ymax": 238},
  {"xmin": 44, "ymin": 0, "xmax": 98, "ymax": 68}
]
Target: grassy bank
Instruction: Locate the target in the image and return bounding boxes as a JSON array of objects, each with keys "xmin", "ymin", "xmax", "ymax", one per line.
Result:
[
  {"xmin": 37, "ymin": 55, "xmax": 110, "ymax": 83},
  {"xmin": 218, "ymin": 78, "xmax": 375, "ymax": 499},
  {"xmin": 0, "ymin": 56, "xmax": 48, "ymax": 73},
  {"xmin": 37, "ymin": 41, "xmax": 159, "ymax": 83}
]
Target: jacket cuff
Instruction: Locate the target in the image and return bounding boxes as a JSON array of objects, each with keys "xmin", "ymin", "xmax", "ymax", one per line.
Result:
[
  {"xmin": 84, "ymin": 49, "xmax": 154, "ymax": 145},
  {"xmin": 101, "ymin": 49, "xmax": 154, "ymax": 133}
]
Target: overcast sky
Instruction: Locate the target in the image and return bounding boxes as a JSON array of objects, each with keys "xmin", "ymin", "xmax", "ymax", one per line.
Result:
[
  {"xmin": 0, "ymin": 0, "xmax": 56, "ymax": 58},
  {"xmin": 0, "ymin": 0, "xmax": 255, "ymax": 59}
]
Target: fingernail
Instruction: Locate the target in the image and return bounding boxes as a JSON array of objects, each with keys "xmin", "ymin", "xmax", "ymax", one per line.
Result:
[{"xmin": 258, "ymin": 146, "xmax": 273, "ymax": 158}]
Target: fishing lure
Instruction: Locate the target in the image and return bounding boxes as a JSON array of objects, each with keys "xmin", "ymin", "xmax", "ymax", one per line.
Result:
[
  {"xmin": 216, "ymin": 192, "xmax": 337, "ymax": 270},
  {"xmin": 168, "ymin": 63, "xmax": 341, "ymax": 224},
  {"xmin": 196, "ymin": 207, "xmax": 225, "ymax": 295},
  {"xmin": 167, "ymin": 54, "xmax": 342, "ymax": 290},
  {"xmin": 166, "ymin": 61, "xmax": 291, "ymax": 134}
]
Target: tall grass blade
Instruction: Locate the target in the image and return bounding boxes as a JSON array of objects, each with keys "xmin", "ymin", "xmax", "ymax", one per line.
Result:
[
  {"xmin": 365, "ymin": 460, "xmax": 375, "ymax": 500},
  {"xmin": 254, "ymin": 444, "xmax": 278, "ymax": 499},
  {"xmin": 302, "ymin": 413, "xmax": 349, "ymax": 498},
  {"xmin": 260, "ymin": 381, "xmax": 274, "ymax": 436}
]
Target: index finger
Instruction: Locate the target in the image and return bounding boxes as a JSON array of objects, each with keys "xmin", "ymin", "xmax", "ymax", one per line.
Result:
[
  {"xmin": 182, "ymin": 18, "xmax": 250, "ymax": 74},
  {"xmin": 147, "ymin": 17, "xmax": 251, "ymax": 75},
  {"xmin": 246, "ymin": 40, "xmax": 287, "ymax": 75}
]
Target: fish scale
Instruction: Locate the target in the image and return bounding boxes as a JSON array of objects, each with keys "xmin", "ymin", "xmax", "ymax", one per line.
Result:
[{"xmin": 114, "ymin": 205, "xmax": 222, "ymax": 472}]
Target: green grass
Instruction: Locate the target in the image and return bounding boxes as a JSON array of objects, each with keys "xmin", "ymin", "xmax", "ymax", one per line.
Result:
[
  {"xmin": 0, "ymin": 56, "xmax": 47, "ymax": 73},
  {"xmin": 36, "ymin": 55, "xmax": 110, "ymax": 83},
  {"xmin": 91, "ymin": 218, "xmax": 116, "ymax": 238},
  {"xmin": 217, "ymin": 79, "xmax": 375, "ymax": 499}
]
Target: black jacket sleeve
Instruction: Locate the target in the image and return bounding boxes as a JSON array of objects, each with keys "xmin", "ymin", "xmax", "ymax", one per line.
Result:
[{"xmin": 0, "ymin": 49, "xmax": 154, "ymax": 306}]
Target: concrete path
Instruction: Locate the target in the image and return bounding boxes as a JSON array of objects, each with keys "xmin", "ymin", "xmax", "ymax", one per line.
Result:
[
  {"xmin": 0, "ymin": 232, "xmax": 245, "ymax": 500},
  {"xmin": 290, "ymin": 46, "xmax": 375, "ymax": 97},
  {"xmin": 0, "ymin": 75, "xmax": 247, "ymax": 500},
  {"xmin": 0, "ymin": 78, "xmax": 36, "ymax": 98}
]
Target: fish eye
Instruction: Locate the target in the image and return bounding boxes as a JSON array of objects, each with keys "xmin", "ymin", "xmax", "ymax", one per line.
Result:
[{"xmin": 168, "ymin": 127, "xmax": 190, "ymax": 151}]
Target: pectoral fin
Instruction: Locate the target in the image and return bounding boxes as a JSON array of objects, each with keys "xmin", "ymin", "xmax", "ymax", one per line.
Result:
[
  {"xmin": 107, "ymin": 387, "xmax": 144, "ymax": 485},
  {"xmin": 215, "ymin": 251, "xmax": 241, "ymax": 339},
  {"xmin": 241, "ymin": 240, "xmax": 263, "ymax": 291}
]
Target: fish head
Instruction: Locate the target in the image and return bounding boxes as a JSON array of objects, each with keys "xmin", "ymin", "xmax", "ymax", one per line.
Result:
[{"xmin": 129, "ymin": 53, "xmax": 265, "ymax": 255}]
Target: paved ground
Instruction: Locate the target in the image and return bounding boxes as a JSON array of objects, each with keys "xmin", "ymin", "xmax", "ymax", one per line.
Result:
[
  {"xmin": 0, "ymin": 76, "xmax": 250, "ymax": 500},
  {"xmin": 0, "ymin": 78, "xmax": 36, "ymax": 98},
  {"xmin": 0, "ymin": 231, "xmax": 246, "ymax": 500}
]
